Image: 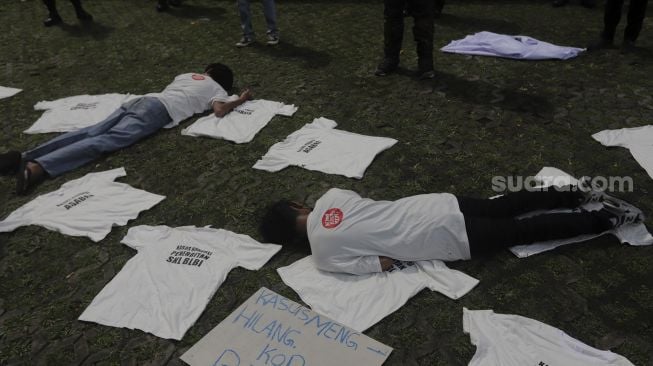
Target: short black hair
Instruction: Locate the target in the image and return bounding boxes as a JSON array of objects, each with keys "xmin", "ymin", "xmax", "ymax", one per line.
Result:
[
  {"xmin": 260, "ymin": 200, "xmax": 301, "ymax": 245},
  {"xmin": 204, "ymin": 63, "xmax": 234, "ymax": 93}
]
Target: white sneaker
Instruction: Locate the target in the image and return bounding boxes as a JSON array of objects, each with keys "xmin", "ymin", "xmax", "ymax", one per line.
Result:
[
  {"xmin": 236, "ymin": 37, "xmax": 254, "ymax": 47},
  {"xmin": 266, "ymin": 34, "xmax": 279, "ymax": 46},
  {"xmin": 602, "ymin": 199, "xmax": 644, "ymax": 227}
]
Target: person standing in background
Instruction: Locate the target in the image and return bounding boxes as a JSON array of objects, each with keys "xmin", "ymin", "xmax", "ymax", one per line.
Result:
[
  {"xmin": 235, "ymin": 0, "xmax": 279, "ymax": 47},
  {"xmin": 590, "ymin": 0, "xmax": 648, "ymax": 53},
  {"xmin": 375, "ymin": 0, "xmax": 436, "ymax": 79},
  {"xmin": 41, "ymin": 0, "xmax": 93, "ymax": 27}
]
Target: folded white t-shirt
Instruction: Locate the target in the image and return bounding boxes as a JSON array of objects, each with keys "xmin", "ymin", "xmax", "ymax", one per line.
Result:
[
  {"xmin": 509, "ymin": 167, "xmax": 653, "ymax": 257},
  {"xmin": 592, "ymin": 125, "xmax": 653, "ymax": 180},
  {"xmin": 253, "ymin": 117, "xmax": 397, "ymax": 179},
  {"xmin": 0, "ymin": 86, "xmax": 22, "ymax": 100},
  {"xmin": 79, "ymin": 225, "xmax": 281, "ymax": 340},
  {"xmin": 441, "ymin": 31, "xmax": 585, "ymax": 60},
  {"xmin": 182, "ymin": 98, "xmax": 298, "ymax": 143},
  {"xmin": 277, "ymin": 256, "xmax": 478, "ymax": 332},
  {"xmin": 463, "ymin": 308, "xmax": 634, "ymax": 366},
  {"xmin": 0, "ymin": 168, "xmax": 164, "ymax": 242},
  {"xmin": 26, "ymin": 93, "xmax": 142, "ymax": 134}
]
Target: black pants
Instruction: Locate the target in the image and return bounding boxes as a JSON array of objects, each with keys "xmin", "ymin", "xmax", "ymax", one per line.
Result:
[
  {"xmin": 42, "ymin": 0, "xmax": 85, "ymax": 16},
  {"xmin": 602, "ymin": 0, "xmax": 648, "ymax": 42},
  {"xmin": 458, "ymin": 189, "xmax": 613, "ymax": 257},
  {"xmin": 383, "ymin": 0, "xmax": 435, "ymax": 71}
]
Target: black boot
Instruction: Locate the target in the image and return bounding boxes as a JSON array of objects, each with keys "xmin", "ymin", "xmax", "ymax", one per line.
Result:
[
  {"xmin": 0, "ymin": 151, "xmax": 21, "ymax": 175},
  {"xmin": 156, "ymin": 0, "xmax": 169, "ymax": 12}
]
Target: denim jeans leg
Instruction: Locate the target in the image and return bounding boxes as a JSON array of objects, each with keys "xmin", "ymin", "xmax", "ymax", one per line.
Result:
[
  {"xmin": 262, "ymin": 0, "xmax": 278, "ymax": 35},
  {"xmin": 23, "ymin": 106, "xmax": 127, "ymax": 163},
  {"xmin": 237, "ymin": 0, "xmax": 254, "ymax": 38},
  {"xmin": 34, "ymin": 98, "xmax": 170, "ymax": 177}
]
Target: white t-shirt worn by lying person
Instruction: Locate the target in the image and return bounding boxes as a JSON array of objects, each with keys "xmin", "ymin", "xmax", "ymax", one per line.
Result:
[
  {"xmin": 182, "ymin": 98, "xmax": 298, "ymax": 143},
  {"xmin": 147, "ymin": 73, "xmax": 230, "ymax": 128},
  {"xmin": 78, "ymin": 225, "xmax": 281, "ymax": 340},
  {"xmin": 463, "ymin": 308, "xmax": 634, "ymax": 366},
  {"xmin": 307, "ymin": 188, "xmax": 470, "ymax": 275},
  {"xmin": 253, "ymin": 117, "xmax": 397, "ymax": 179},
  {"xmin": 0, "ymin": 168, "xmax": 165, "ymax": 242}
]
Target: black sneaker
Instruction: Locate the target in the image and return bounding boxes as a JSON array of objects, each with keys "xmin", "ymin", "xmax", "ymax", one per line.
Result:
[
  {"xmin": 43, "ymin": 14, "xmax": 63, "ymax": 27},
  {"xmin": 156, "ymin": 0, "xmax": 169, "ymax": 12},
  {"xmin": 418, "ymin": 69, "xmax": 436, "ymax": 80},
  {"xmin": 0, "ymin": 151, "xmax": 21, "ymax": 175},
  {"xmin": 601, "ymin": 198, "xmax": 645, "ymax": 227},
  {"xmin": 621, "ymin": 40, "xmax": 637, "ymax": 54},
  {"xmin": 588, "ymin": 38, "xmax": 615, "ymax": 51},
  {"xmin": 76, "ymin": 10, "xmax": 93, "ymax": 22},
  {"xmin": 374, "ymin": 59, "xmax": 398, "ymax": 76}
]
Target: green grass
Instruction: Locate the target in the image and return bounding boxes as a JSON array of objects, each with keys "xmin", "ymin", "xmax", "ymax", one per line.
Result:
[{"xmin": 1, "ymin": 0, "xmax": 652, "ymax": 364}]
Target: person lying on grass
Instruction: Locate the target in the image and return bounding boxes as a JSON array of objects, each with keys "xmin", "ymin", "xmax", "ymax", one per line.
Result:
[
  {"xmin": 260, "ymin": 182, "xmax": 644, "ymax": 274},
  {"xmin": 0, "ymin": 63, "xmax": 251, "ymax": 195}
]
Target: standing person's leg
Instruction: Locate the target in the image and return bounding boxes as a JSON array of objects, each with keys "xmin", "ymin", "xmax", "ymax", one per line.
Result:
[
  {"xmin": 42, "ymin": 0, "xmax": 62, "ymax": 26},
  {"xmin": 375, "ymin": 0, "xmax": 406, "ymax": 76},
  {"xmin": 236, "ymin": 0, "xmax": 255, "ymax": 46},
  {"xmin": 464, "ymin": 211, "xmax": 616, "ymax": 257},
  {"xmin": 69, "ymin": 0, "xmax": 92, "ymax": 20},
  {"xmin": 27, "ymin": 98, "xmax": 170, "ymax": 178},
  {"xmin": 602, "ymin": 0, "xmax": 625, "ymax": 42},
  {"xmin": 410, "ymin": 0, "xmax": 435, "ymax": 78},
  {"xmin": 262, "ymin": 0, "xmax": 279, "ymax": 45},
  {"xmin": 624, "ymin": 0, "xmax": 648, "ymax": 42},
  {"xmin": 457, "ymin": 188, "xmax": 584, "ymax": 218}
]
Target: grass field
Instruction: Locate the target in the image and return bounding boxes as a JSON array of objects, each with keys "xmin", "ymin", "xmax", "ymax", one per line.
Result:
[{"xmin": 0, "ymin": 0, "xmax": 652, "ymax": 365}]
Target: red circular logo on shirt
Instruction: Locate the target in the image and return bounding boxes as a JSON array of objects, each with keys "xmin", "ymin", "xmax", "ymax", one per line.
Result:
[
  {"xmin": 322, "ymin": 208, "xmax": 344, "ymax": 229},
  {"xmin": 192, "ymin": 74, "xmax": 206, "ymax": 80}
]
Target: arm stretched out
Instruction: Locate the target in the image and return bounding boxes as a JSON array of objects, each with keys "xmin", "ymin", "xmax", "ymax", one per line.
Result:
[{"xmin": 212, "ymin": 89, "xmax": 252, "ymax": 117}]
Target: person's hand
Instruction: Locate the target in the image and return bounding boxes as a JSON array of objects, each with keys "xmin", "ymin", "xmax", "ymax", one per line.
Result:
[
  {"xmin": 239, "ymin": 88, "xmax": 252, "ymax": 101},
  {"xmin": 379, "ymin": 256, "xmax": 395, "ymax": 271}
]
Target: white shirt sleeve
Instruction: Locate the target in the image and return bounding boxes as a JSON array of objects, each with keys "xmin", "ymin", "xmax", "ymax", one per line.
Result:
[
  {"xmin": 418, "ymin": 261, "xmax": 480, "ymax": 299},
  {"xmin": 252, "ymin": 153, "xmax": 291, "ymax": 172},
  {"xmin": 307, "ymin": 117, "xmax": 338, "ymax": 129},
  {"xmin": 276, "ymin": 103, "xmax": 299, "ymax": 117},
  {"xmin": 121, "ymin": 225, "xmax": 165, "ymax": 251},
  {"xmin": 318, "ymin": 255, "xmax": 383, "ymax": 275},
  {"xmin": 229, "ymin": 232, "xmax": 282, "ymax": 270}
]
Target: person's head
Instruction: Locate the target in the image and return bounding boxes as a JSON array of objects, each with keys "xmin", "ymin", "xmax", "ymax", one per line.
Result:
[
  {"xmin": 204, "ymin": 63, "xmax": 234, "ymax": 93},
  {"xmin": 259, "ymin": 200, "xmax": 312, "ymax": 247}
]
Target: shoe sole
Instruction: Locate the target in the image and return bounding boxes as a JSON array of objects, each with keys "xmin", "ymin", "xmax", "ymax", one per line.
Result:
[{"xmin": 602, "ymin": 196, "xmax": 645, "ymax": 221}]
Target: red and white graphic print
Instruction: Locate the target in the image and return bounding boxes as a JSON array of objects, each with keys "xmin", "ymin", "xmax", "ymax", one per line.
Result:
[
  {"xmin": 192, "ymin": 74, "xmax": 206, "ymax": 81},
  {"xmin": 321, "ymin": 208, "xmax": 343, "ymax": 229}
]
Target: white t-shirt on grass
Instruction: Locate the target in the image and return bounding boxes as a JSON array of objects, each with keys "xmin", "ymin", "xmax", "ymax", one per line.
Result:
[{"xmin": 78, "ymin": 225, "xmax": 281, "ymax": 340}]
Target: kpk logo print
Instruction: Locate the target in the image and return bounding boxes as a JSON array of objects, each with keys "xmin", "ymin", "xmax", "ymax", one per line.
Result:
[
  {"xmin": 321, "ymin": 208, "xmax": 343, "ymax": 229},
  {"xmin": 192, "ymin": 74, "xmax": 206, "ymax": 80}
]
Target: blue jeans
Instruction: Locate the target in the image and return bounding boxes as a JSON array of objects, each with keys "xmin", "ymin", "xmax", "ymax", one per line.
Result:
[
  {"xmin": 237, "ymin": 0, "xmax": 278, "ymax": 38},
  {"xmin": 24, "ymin": 97, "xmax": 171, "ymax": 177}
]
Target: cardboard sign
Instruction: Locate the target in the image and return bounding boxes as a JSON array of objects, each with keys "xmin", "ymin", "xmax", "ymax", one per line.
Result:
[{"xmin": 181, "ymin": 287, "xmax": 392, "ymax": 366}]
